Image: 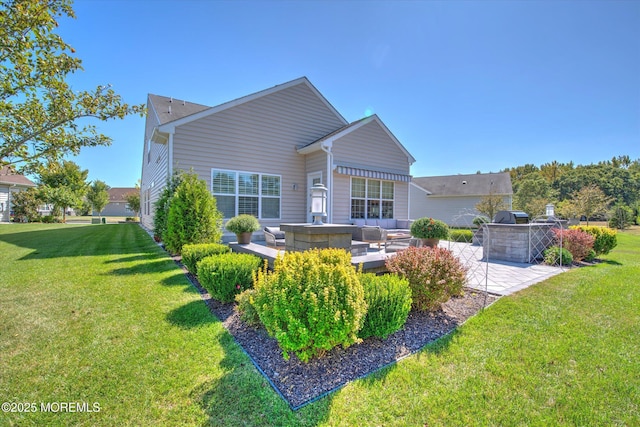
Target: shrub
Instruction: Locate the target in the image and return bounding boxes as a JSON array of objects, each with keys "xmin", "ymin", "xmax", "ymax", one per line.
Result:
[
  {"xmin": 11, "ymin": 187, "xmax": 42, "ymax": 222},
  {"xmin": 235, "ymin": 288, "xmax": 260, "ymax": 326},
  {"xmin": 552, "ymin": 228, "xmax": 594, "ymax": 262},
  {"xmin": 585, "ymin": 249, "xmax": 596, "ymax": 263},
  {"xmin": 411, "ymin": 217, "xmax": 449, "ymax": 239},
  {"xmin": 449, "ymin": 229, "xmax": 473, "ymax": 242},
  {"xmin": 386, "ymin": 247, "xmax": 467, "ymax": 312},
  {"xmin": 165, "ymin": 172, "xmax": 223, "ymax": 254},
  {"xmin": 544, "ymin": 246, "xmax": 573, "ymax": 266},
  {"xmin": 473, "ymin": 216, "xmax": 490, "ymax": 227},
  {"xmin": 358, "ymin": 273, "xmax": 412, "ymax": 340},
  {"xmin": 608, "ymin": 203, "xmax": 634, "ymax": 230},
  {"xmin": 153, "ymin": 172, "xmax": 184, "ymax": 243},
  {"xmin": 181, "ymin": 243, "xmax": 230, "ymax": 274},
  {"xmin": 225, "ymin": 214, "xmax": 261, "ymax": 234},
  {"xmin": 569, "ymin": 225, "xmax": 617, "ymax": 255},
  {"xmin": 252, "ymin": 248, "xmax": 367, "ymax": 362},
  {"xmin": 197, "ymin": 253, "xmax": 262, "ymax": 302}
]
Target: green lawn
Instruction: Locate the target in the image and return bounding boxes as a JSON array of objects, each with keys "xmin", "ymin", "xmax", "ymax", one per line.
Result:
[{"xmin": 1, "ymin": 223, "xmax": 638, "ymax": 426}]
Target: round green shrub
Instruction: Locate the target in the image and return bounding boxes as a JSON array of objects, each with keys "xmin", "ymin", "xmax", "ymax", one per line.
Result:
[
  {"xmin": 197, "ymin": 253, "xmax": 262, "ymax": 302},
  {"xmin": 585, "ymin": 249, "xmax": 596, "ymax": 263},
  {"xmin": 181, "ymin": 243, "xmax": 230, "ymax": 274},
  {"xmin": 410, "ymin": 217, "xmax": 449, "ymax": 239},
  {"xmin": 473, "ymin": 216, "xmax": 490, "ymax": 227},
  {"xmin": 253, "ymin": 248, "xmax": 367, "ymax": 362},
  {"xmin": 225, "ymin": 214, "xmax": 261, "ymax": 234},
  {"xmin": 543, "ymin": 246, "xmax": 573, "ymax": 266},
  {"xmin": 386, "ymin": 246, "xmax": 467, "ymax": 312},
  {"xmin": 358, "ymin": 273, "xmax": 412, "ymax": 340}
]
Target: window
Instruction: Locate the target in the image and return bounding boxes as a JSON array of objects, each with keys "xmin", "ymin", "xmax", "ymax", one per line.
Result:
[
  {"xmin": 212, "ymin": 169, "xmax": 281, "ymax": 219},
  {"xmin": 350, "ymin": 178, "xmax": 394, "ymax": 219}
]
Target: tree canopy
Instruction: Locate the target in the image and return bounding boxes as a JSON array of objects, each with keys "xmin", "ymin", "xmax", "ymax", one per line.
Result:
[
  {"xmin": 0, "ymin": 0, "xmax": 144, "ymax": 173},
  {"xmin": 86, "ymin": 179, "xmax": 109, "ymax": 215}
]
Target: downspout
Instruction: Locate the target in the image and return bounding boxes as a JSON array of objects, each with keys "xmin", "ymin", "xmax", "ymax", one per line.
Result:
[
  {"xmin": 320, "ymin": 140, "xmax": 333, "ymax": 223},
  {"xmin": 167, "ymin": 129, "xmax": 175, "ymax": 178}
]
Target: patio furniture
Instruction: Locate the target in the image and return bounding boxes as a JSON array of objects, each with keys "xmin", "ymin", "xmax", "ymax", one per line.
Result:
[
  {"xmin": 263, "ymin": 226, "xmax": 285, "ymax": 248},
  {"xmin": 360, "ymin": 226, "xmax": 388, "ymax": 249}
]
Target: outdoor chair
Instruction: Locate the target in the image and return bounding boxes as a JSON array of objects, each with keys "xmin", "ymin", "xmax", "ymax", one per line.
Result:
[
  {"xmin": 263, "ymin": 226, "xmax": 286, "ymax": 248},
  {"xmin": 360, "ymin": 226, "xmax": 388, "ymax": 250}
]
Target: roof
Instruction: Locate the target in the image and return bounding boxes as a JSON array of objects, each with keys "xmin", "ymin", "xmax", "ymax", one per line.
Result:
[
  {"xmin": 298, "ymin": 115, "xmax": 416, "ymax": 164},
  {"xmin": 412, "ymin": 172, "xmax": 512, "ymax": 196},
  {"xmin": 0, "ymin": 165, "xmax": 37, "ymax": 187},
  {"xmin": 108, "ymin": 187, "xmax": 137, "ymax": 202},
  {"xmin": 147, "ymin": 94, "xmax": 210, "ymax": 126},
  {"xmin": 154, "ymin": 77, "xmax": 347, "ymax": 132}
]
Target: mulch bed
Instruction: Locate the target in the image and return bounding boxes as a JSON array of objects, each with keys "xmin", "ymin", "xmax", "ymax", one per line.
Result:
[{"xmin": 172, "ymin": 255, "xmax": 498, "ymax": 409}]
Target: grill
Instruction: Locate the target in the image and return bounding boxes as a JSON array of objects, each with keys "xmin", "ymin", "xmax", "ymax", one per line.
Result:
[{"xmin": 493, "ymin": 210, "xmax": 529, "ymax": 224}]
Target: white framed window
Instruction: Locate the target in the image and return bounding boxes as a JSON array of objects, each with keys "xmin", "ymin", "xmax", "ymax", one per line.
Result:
[
  {"xmin": 212, "ymin": 169, "xmax": 281, "ymax": 219},
  {"xmin": 350, "ymin": 177, "xmax": 394, "ymax": 219}
]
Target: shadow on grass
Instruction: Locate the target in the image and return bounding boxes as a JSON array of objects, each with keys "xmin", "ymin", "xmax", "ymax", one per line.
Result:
[
  {"xmin": 165, "ymin": 300, "xmax": 218, "ymax": 329},
  {"xmin": 193, "ymin": 333, "xmax": 333, "ymax": 426}
]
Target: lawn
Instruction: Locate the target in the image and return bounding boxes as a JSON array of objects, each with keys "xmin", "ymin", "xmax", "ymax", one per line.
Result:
[{"xmin": 1, "ymin": 223, "xmax": 638, "ymax": 426}]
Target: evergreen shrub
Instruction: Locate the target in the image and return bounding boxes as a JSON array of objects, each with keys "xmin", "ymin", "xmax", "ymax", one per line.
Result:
[
  {"xmin": 235, "ymin": 289, "xmax": 260, "ymax": 326},
  {"xmin": 197, "ymin": 253, "xmax": 262, "ymax": 302},
  {"xmin": 386, "ymin": 246, "xmax": 467, "ymax": 312},
  {"xmin": 358, "ymin": 273, "xmax": 412, "ymax": 340},
  {"xmin": 552, "ymin": 228, "xmax": 594, "ymax": 262},
  {"xmin": 544, "ymin": 246, "xmax": 573, "ymax": 266},
  {"xmin": 449, "ymin": 229, "xmax": 473, "ymax": 242},
  {"xmin": 181, "ymin": 243, "xmax": 230, "ymax": 274},
  {"xmin": 253, "ymin": 248, "xmax": 367, "ymax": 362}
]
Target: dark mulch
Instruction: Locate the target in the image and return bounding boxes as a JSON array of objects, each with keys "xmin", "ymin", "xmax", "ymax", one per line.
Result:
[{"xmin": 173, "ymin": 255, "xmax": 498, "ymax": 409}]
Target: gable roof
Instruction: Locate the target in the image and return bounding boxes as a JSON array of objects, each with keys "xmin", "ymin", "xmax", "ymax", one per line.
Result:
[
  {"xmin": 107, "ymin": 187, "xmax": 137, "ymax": 202},
  {"xmin": 147, "ymin": 95, "xmax": 210, "ymax": 126},
  {"xmin": 298, "ymin": 115, "xmax": 416, "ymax": 164},
  {"xmin": 0, "ymin": 165, "xmax": 36, "ymax": 187},
  {"xmin": 154, "ymin": 77, "xmax": 347, "ymax": 132},
  {"xmin": 412, "ymin": 172, "xmax": 512, "ymax": 196}
]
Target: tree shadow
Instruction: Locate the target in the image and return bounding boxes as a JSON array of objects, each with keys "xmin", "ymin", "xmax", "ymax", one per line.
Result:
[{"xmin": 165, "ymin": 300, "xmax": 218, "ymax": 329}]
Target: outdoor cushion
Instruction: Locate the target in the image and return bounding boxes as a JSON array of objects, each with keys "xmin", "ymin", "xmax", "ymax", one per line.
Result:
[
  {"xmin": 378, "ymin": 219, "xmax": 397, "ymax": 229},
  {"xmin": 264, "ymin": 226, "xmax": 285, "ymax": 239}
]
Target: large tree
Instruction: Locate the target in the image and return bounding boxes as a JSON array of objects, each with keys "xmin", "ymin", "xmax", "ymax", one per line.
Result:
[
  {"xmin": 38, "ymin": 159, "xmax": 87, "ymax": 220},
  {"xmin": 0, "ymin": 0, "xmax": 144, "ymax": 173},
  {"xmin": 571, "ymin": 184, "xmax": 612, "ymax": 225},
  {"xmin": 86, "ymin": 179, "xmax": 109, "ymax": 216}
]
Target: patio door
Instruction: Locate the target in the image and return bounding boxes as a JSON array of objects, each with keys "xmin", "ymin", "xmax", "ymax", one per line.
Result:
[{"xmin": 306, "ymin": 171, "xmax": 322, "ymax": 223}]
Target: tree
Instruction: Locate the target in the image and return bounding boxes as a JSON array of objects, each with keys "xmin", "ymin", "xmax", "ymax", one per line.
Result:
[
  {"xmin": 0, "ymin": 0, "xmax": 145, "ymax": 173},
  {"xmin": 153, "ymin": 172, "xmax": 184, "ymax": 241},
  {"xmin": 86, "ymin": 180, "xmax": 109, "ymax": 216},
  {"xmin": 10, "ymin": 186, "xmax": 41, "ymax": 221},
  {"xmin": 124, "ymin": 187, "xmax": 140, "ymax": 218},
  {"xmin": 571, "ymin": 184, "xmax": 612, "ymax": 225},
  {"xmin": 164, "ymin": 172, "xmax": 223, "ymax": 254},
  {"xmin": 513, "ymin": 174, "xmax": 553, "ymax": 218},
  {"xmin": 475, "ymin": 194, "xmax": 508, "ymax": 222},
  {"xmin": 38, "ymin": 160, "xmax": 88, "ymax": 220}
]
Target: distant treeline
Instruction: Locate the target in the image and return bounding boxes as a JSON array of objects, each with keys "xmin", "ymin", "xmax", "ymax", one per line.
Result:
[{"xmin": 501, "ymin": 155, "xmax": 640, "ymax": 222}]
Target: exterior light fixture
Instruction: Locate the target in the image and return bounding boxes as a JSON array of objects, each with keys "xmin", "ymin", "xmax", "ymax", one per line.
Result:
[
  {"xmin": 310, "ymin": 183, "xmax": 328, "ymax": 225},
  {"xmin": 546, "ymin": 203, "xmax": 555, "ymax": 217}
]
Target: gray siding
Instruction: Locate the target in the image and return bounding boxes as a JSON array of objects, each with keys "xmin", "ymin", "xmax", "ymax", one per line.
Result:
[
  {"xmin": 171, "ymin": 82, "xmax": 345, "ymax": 228},
  {"xmin": 140, "ymin": 97, "xmax": 169, "ymax": 230}
]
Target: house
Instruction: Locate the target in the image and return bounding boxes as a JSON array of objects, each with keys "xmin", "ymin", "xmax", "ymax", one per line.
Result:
[
  {"xmin": 98, "ymin": 187, "xmax": 137, "ymax": 217},
  {"xmin": 0, "ymin": 165, "xmax": 37, "ymax": 222},
  {"xmin": 140, "ymin": 77, "xmax": 415, "ymax": 240},
  {"xmin": 410, "ymin": 172, "xmax": 513, "ymax": 226}
]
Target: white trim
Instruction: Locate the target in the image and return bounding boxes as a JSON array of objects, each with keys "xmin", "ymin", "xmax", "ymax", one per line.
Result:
[
  {"xmin": 168, "ymin": 130, "xmax": 174, "ymax": 178},
  {"xmin": 211, "ymin": 168, "xmax": 282, "ymax": 220},
  {"xmin": 158, "ymin": 77, "xmax": 347, "ymax": 133}
]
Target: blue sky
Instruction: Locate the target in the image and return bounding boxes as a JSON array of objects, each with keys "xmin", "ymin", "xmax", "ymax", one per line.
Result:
[{"xmin": 57, "ymin": 0, "xmax": 639, "ymax": 188}]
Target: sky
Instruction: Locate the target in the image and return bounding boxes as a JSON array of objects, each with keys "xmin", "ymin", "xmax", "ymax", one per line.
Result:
[{"xmin": 51, "ymin": 0, "xmax": 640, "ymax": 188}]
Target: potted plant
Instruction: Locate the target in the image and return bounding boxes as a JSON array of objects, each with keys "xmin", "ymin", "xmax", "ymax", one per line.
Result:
[
  {"xmin": 225, "ymin": 214, "xmax": 260, "ymax": 244},
  {"xmin": 410, "ymin": 217, "xmax": 449, "ymax": 247}
]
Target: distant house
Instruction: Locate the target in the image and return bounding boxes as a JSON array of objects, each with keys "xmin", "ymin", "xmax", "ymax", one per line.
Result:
[
  {"xmin": 410, "ymin": 172, "xmax": 513, "ymax": 226},
  {"xmin": 140, "ymin": 77, "xmax": 415, "ymax": 239},
  {"xmin": 99, "ymin": 187, "xmax": 137, "ymax": 217},
  {"xmin": 0, "ymin": 165, "xmax": 37, "ymax": 222}
]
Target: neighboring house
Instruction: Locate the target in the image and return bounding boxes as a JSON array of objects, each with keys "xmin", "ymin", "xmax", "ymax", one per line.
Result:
[
  {"xmin": 410, "ymin": 172, "xmax": 513, "ymax": 226},
  {"xmin": 140, "ymin": 77, "xmax": 416, "ymax": 239},
  {"xmin": 98, "ymin": 187, "xmax": 137, "ymax": 217},
  {"xmin": 0, "ymin": 165, "xmax": 37, "ymax": 222}
]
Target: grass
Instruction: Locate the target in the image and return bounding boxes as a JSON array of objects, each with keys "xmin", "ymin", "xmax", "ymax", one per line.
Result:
[{"xmin": 1, "ymin": 223, "xmax": 638, "ymax": 425}]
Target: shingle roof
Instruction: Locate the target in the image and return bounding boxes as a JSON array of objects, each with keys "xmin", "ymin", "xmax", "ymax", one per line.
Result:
[
  {"xmin": 148, "ymin": 94, "xmax": 210, "ymax": 126},
  {"xmin": 108, "ymin": 187, "xmax": 137, "ymax": 202},
  {"xmin": 412, "ymin": 172, "xmax": 512, "ymax": 196},
  {"xmin": 0, "ymin": 165, "xmax": 36, "ymax": 187}
]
